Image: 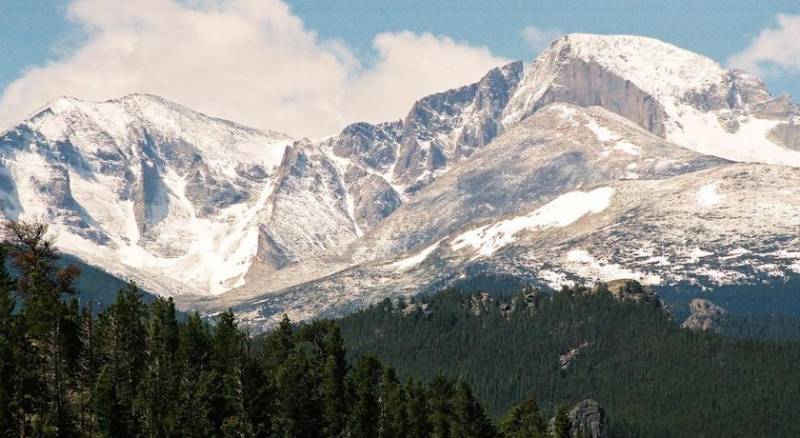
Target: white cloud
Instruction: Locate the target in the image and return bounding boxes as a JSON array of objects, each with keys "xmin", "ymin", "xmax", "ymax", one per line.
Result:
[
  {"xmin": 0, "ymin": 0, "xmax": 509, "ymax": 138},
  {"xmin": 520, "ymin": 25, "xmax": 562, "ymax": 53},
  {"xmin": 728, "ymin": 14, "xmax": 800, "ymax": 76}
]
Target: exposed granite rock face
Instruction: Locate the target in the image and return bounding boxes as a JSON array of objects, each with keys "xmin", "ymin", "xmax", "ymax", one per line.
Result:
[
  {"xmin": 0, "ymin": 166, "xmax": 20, "ymax": 219},
  {"xmin": 559, "ymin": 341, "xmax": 590, "ymax": 371},
  {"xmin": 691, "ymin": 70, "xmax": 799, "ymax": 132},
  {"xmin": 393, "ymin": 61, "xmax": 524, "ymax": 186},
  {"xmin": 502, "ymin": 36, "xmax": 800, "ymax": 160},
  {"xmin": 256, "ymin": 142, "xmax": 357, "ymax": 270},
  {"xmin": 534, "ymin": 57, "xmax": 668, "ymax": 137},
  {"xmin": 513, "ymin": 287, "xmax": 544, "ymax": 314},
  {"xmin": 184, "ymin": 168, "xmax": 248, "ymax": 216},
  {"xmin": 768, "ymin": 123, "xmax": 800, "ymax": 151},
  {"xmin": 235, "ymin": 163, "xmax": 269, "ymax": 181},
  {"xmin": 594, "ymin": 279, "xmax": 659, "ymax": 305},
  {"xmin": 727, "ymin": 70, "xmax": 798, "ymax": 120},
  {"xmin": 349, "ymin": 174, "xmax": 402, "ymax": 231},
  {"xmin": 681, "ymin": 298, "xmax": 727, "ymax": 332},
  {"xmin": 400, "ymin": 302, "xmax": 432, "ymax": 317},
  {"xmin": 468, "ymin": 292, "xmax": 493, "ymax": 315},
  {"xmin": 348, "ymin": 104, "xmax": 724, "ymax": 265},
  {"xmin": 255, "ymin": 61, "xmax": 527, "ymax": 270},
  {"xmin": 130, "ymin": 159, "xmax": 168, "ymax": 236},
  {"xmin": 0, "ymin": 133, "xmax": 110, "ymax": 244},
  {"xmin": 331, "ymin": 122, "xmax": 402, "ymax": 172},
  {"xmin": 567, "ymin": 399, "xmax": 608, "ymax": 438}
]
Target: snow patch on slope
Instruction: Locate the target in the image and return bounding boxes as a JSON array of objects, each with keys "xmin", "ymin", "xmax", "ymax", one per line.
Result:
[
  {"xmin": 612, "ymin": 141, "xmax": 640, "ymax": 156},
  {"xmin": 451, "ymin": 187, "xmax": 615, "ymax": 257},
  {"xmin": 566, "ymin": 249, "xmax": 663, "ymax": 284},
  {"xmin": 387, "ymin": 239, "xmax": 444, "ymax": 271},
  {"xmin": 55, "ymin": 174, "xmax": 275, "ymax": 295},
  {"xmin": 586, "ymin": 119, "xmax": 618, "ymax": 142},
  {"xmin": 696, "ymin": 182, "xmax": 724, "ymax": 208},
  {"xmin": 667, "ymin": 111, "xmax": 800, "ymax": 166}
]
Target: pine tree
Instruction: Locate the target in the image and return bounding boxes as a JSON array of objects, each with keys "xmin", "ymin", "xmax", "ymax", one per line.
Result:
[
  {"xmin": 405, "ymin": 378, "xmax": 432, "ymax": 438},
  {"xmin": 263, "ymin": 314, "xmax": 294, "ymax": 369},
  {"xmin": 0, "ymin": 242, "xmax": 30, "ymax": 436},
  {"xmin": 450, "ymin": 380, "xmax": 496, "ymax": 438},
  {"xmin": 140, "ymin": 297, "xmax": 181, "ymax": 436},
  {"xmin": 428, "ymin": 376, "xmax": 456, "ymax": 438},
  {"xmin": 321, "ymin": 325, "xmax": 348, "ymax": 437},
  {"xmin": 93, "ymin": 365, "xmax": 125, "ymax": 437},
  {"xmin": 177, "ymin": 311, "xmax": 214, "ymax": 436},
  {"xmin": 348, "ymin": 355, "xmax": 383, "ymax": 438},
  {"xmin": 241, "ymin": 346, "xmax": 274, "ymax": 438},
  {"xmin": 210, "ymin": 310, "xmax": 250, "ymax": 434},
  {"xmin": 76, "ymin": 306, "xmax": 98, "ymax": 436},
  {"xmin": 6, "ymin": 221, "xmax": 80, "ymax": 435},
  {"xmin": 553, "ymin": 404, "xmax": 572, "ymax": 438},
  {"xmin": 273, "ymin": 349, "xmax": 322, "ymax": 437},
  {"xmin": 95, "ymin": 281, "xmax": 148, "ymax": 435},
  {"xmin": 379, "ymin": 366, "xmax": 409, "ymax": 437},
  {"xmin": 500, "ymin": 397, "xmax": 546, "ymax": 438}
]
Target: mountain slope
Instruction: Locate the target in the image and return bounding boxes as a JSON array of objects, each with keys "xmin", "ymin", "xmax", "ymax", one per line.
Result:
[
  {"xmin": 199, "ymin": 34, "xmax": 800, "ymax": 326},
  {"xmin": 219, "ymin": 104, "xmax": 800, "ymax": 326},
  {"xmin": 0, "ymin": 94, "xmax": 291, "ymax": 295},
  {"xmin": 252, "ymin": 62, "xmax": 525, "ymax": 271},
  {"xmin": 3, "ymin": 34, "xmax": 800, "ymax": 329}
]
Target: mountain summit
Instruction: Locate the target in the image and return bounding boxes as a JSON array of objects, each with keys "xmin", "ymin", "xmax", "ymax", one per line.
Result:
[
  {"xmin": 1, "ymin": 94, "xmax": 291, "ymax": 295},
  {"xmin": 504, "ymin": 34, "xmax": 800, "ymax": 165}
]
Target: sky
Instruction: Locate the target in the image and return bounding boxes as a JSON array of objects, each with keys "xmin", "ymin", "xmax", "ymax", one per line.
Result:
[{"xmin": 1, "ymin": 0, "xmax": 799, "ymax": 137}]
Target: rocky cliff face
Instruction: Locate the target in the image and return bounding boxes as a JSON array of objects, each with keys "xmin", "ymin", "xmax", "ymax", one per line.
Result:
[
  {"xmin": 567, "ymin": 399, "xmax": 608, "ymax": 438},
  {"xmin": 256, "ymin": 142, "xmax": 357, "ymax": 270},
  {"xmin": 393, "ymin": 61, "xmax": 524, "ymax": 187},
  {"xmin": 347, "ymin": 103, "xmax": 724, "ymax": 264},
  {"xmin": 520, "ymin": 52, "xmax": 669, "ymax": 137},
  {"xmin": 248, "ymin": 61, "xmax": 525, "ymax": 271},
  {"xmin": 681, "ymin": 298, "xmax": 727, "ymax": 332},
  {"xmin": 548, "ymin": 399, "xmax": 608, "ymax": 438}
]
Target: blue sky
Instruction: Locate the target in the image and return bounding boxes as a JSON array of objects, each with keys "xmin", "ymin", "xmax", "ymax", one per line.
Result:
[
  {"xmin": 1, "ymin": 0, "xmax": 799, "ymax": 136},
  {"xmin": 288, "ymin": 0, "xmax": 800, "ymax": 96}
]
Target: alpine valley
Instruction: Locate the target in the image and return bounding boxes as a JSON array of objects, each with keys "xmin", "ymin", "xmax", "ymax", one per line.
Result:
[{"xmin": 2, "ymin": 34, "xmax": 800, "ymax": 329}]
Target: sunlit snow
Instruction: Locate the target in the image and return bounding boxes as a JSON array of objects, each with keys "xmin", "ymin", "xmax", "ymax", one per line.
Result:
[
  {"xmin": 696, "ymin": 182, "xmax": 724, "ymax": 208},
  {"xmin": 565, "ymin": 249, "xmax": 663, "ymax": 284},
  {"xmin": 451, "ymin": 187, "xmax": 615, "ymax": 257},
  {"xmin": 387, "ymin": 239, "xmax": 444, "ymax": 271}
]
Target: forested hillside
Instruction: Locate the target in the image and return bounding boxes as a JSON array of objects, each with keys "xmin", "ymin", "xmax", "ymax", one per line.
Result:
[
  {"xmin": 339, "ymin": 284, "xmax": 800, "ymax": 437},
  {"xmin": 5, "ymin": 218, "xmax": 800, "ymax": 437},
  {"xmin": 0, "ymin": 221, "xmax": 572, "ymax": 437}
]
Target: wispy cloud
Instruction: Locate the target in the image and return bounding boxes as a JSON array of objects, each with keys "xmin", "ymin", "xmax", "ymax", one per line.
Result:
[
  {"xmin": 520, "ymin": 24, "xmax": 562, "ymax": 54},
  {"xmin": 728, "ymin": 14, "xmax": 800, "ymax": 76},
  {"xmin": 0, "ymin": 0, "xmax": 509, "ymax": 137}
]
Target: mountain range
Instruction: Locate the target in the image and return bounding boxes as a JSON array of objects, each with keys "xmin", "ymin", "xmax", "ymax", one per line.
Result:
[{"xmin": 1, "ymin": 33, "xmax": 799, "ymax": 329}]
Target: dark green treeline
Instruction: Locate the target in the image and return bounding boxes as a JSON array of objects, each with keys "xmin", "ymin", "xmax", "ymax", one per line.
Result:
[
  {"xmin": 339, "ymin": 283, "xmax": 800, "ymax": 438},
  {"xmin": 2, "ymin": 221, "xmax": 556, "ymax": 438}
]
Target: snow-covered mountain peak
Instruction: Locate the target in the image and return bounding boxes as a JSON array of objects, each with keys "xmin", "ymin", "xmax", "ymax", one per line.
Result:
[
  {"xmin": 551, "ymin": 33, "xmax": 727, "ymax": 99},
  {"xmin": 24, "ymin": 94, "xmax": 293, "ymax": 173},
  {"xmin": 501, "ymin": 33, "xmax": 800, "ymax": 168},
  {"xmin": 0, "ymin": 93, "xmax": 298, "ymax": 296},
  {"xmin": 33, "ymin": 93, "xmax": 286, "ymax": 138}
]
